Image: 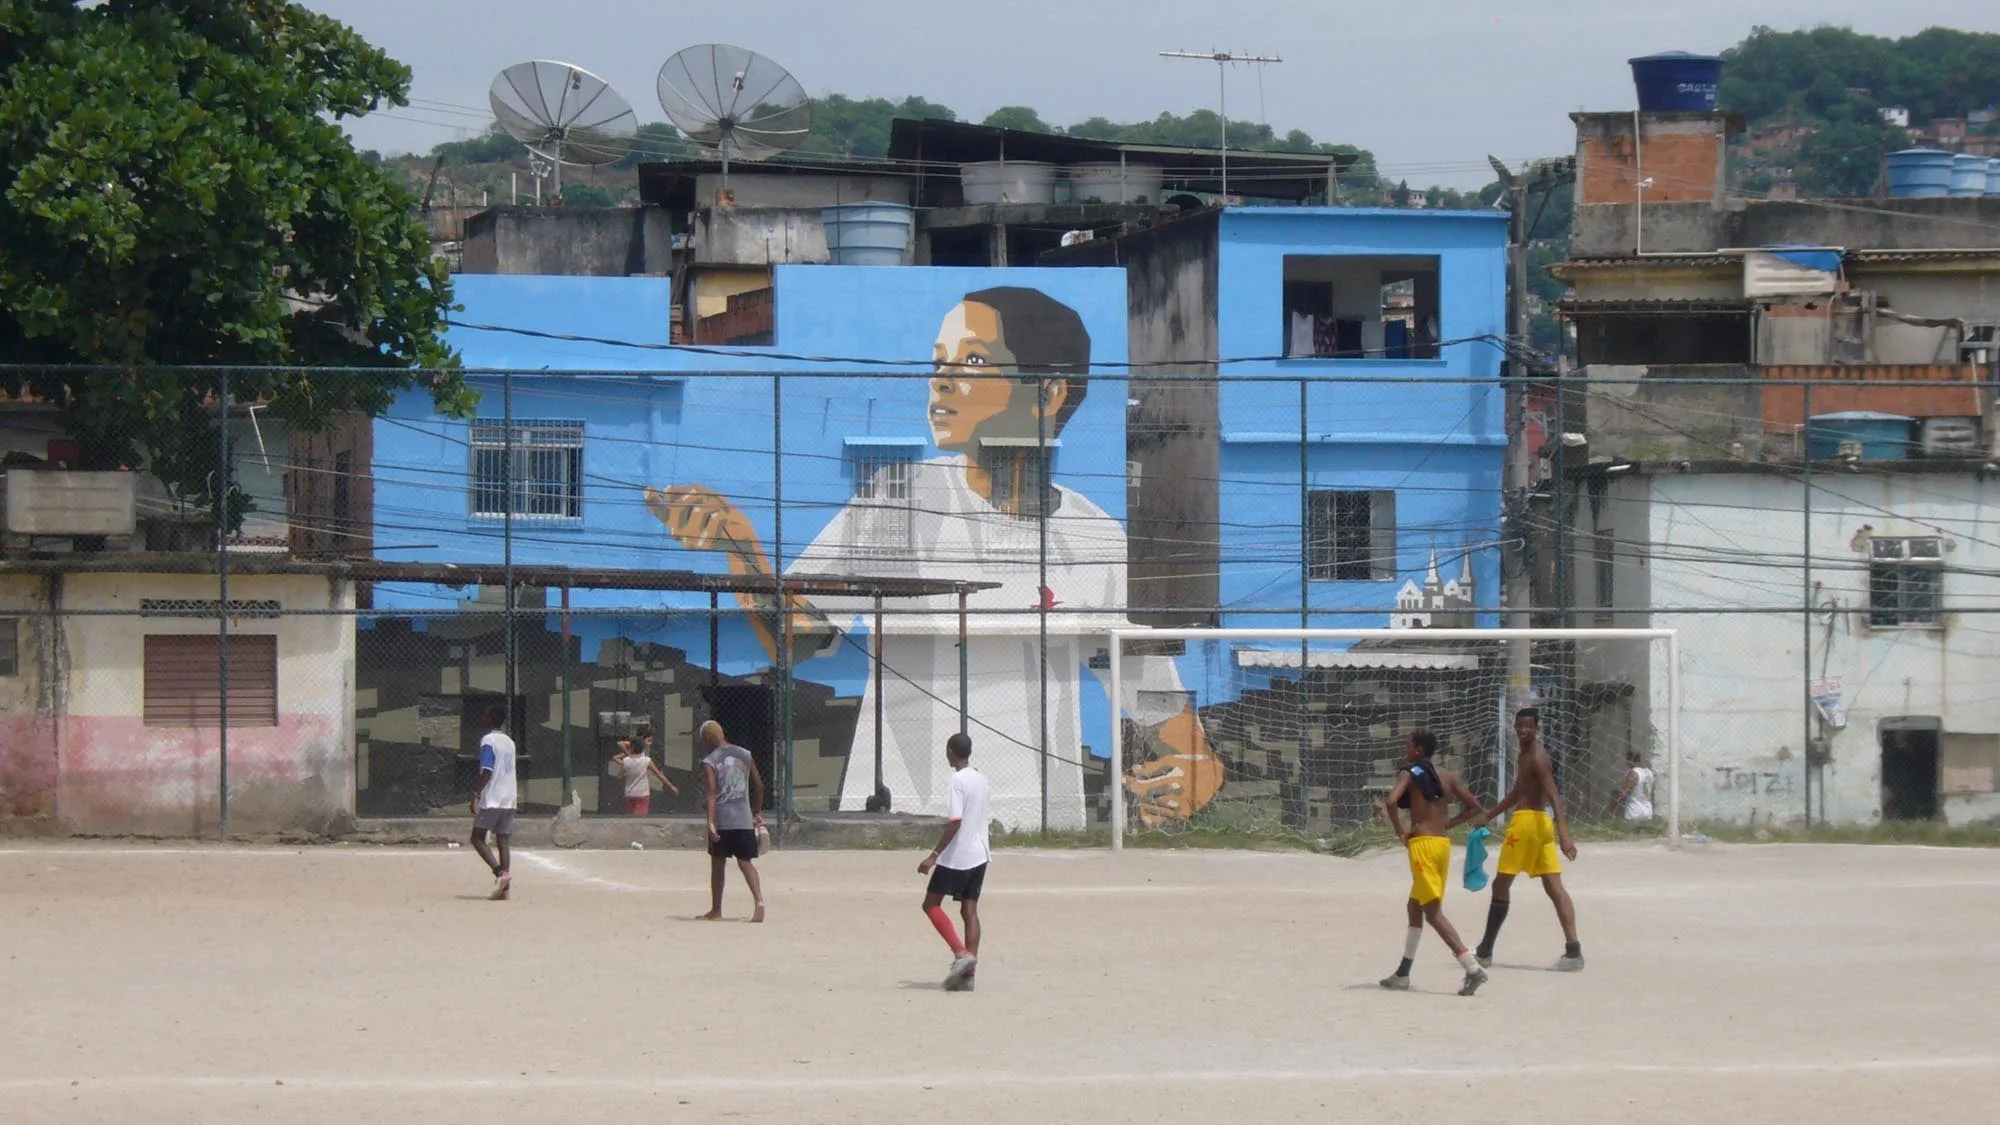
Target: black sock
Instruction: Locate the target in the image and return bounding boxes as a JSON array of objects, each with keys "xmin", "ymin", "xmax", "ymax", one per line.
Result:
[
  {"xmin": 1394, "ymin": 957, "xmax": 1413, "ymax": 977},
  {"xmin": 1565, "ymin": 940, "xmax": 1581, "ymax": 959},
  {"xmin": 1476, "ymin": 900, "xmax": 1510, "ymax": 957}
]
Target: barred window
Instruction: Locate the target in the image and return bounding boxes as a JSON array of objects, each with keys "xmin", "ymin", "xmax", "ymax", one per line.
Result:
[
  {"xmin": 1308, "ymin": 490, "xmax": 1395, "ymax": 581},
  {"xmin": 1869, "ymin": 536, "xmax": 1942, "ymax": 628},
  {"xmin": 848, "ymin": 454, "xmax": 915, "ymax": 557},
  {"xmin": 470, "ymin": 420, "xmax": 584, "ymax": 520}
]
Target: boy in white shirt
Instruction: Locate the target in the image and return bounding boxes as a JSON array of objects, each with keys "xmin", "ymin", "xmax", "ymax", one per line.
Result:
[
  {"xmin": 917, "ymin": 733, "xmax": 991, "ymax": 992},
  {"xmin": 469, "ymin": 705, "xmax": 517, "ymax": 901}
]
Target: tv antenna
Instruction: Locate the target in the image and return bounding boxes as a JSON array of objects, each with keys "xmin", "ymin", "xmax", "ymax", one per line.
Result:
[
  {"xmin": 1160, "ymin": 49, "xmax": 1282, "ymax": 201},
  {"xmin": 658, "ymin": 44, "xmax": 812, "ymax": 184},
  {"xmin": 489, "ymin": 60, "xmax": 637, "ymax": 203}
]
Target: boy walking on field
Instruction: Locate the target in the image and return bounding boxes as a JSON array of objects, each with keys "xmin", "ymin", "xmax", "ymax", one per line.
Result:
[
  {"xmin": 469, "ymin": 705, "xmax": 516, "ymax": 901},
  {"xmin": 918, "ymin": 733, "xmax": 990, "ymax": 992},
  {"xmin": 699, "ymin": 721, "xmax": 767, "ymax": 923},
  {"xmin": 1473, "ymin": 707, "xmax": 1584, "ymax": 970},
  {"xmin": 1380, "ymin": 727, "xmax": 1488, "ymax": 996}
]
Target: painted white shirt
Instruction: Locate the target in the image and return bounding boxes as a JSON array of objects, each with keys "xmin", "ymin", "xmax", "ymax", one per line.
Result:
[
  {"xmin": 937, "ymin": 767, "xmax": 992, "ymax": 871},
  {"xmin": 477, "ymin": 731, "xmax": 517, "ymax": 810},
  {"xmin": 786, "ymin": 455, "xmax": 1185, "ymax": 830}
]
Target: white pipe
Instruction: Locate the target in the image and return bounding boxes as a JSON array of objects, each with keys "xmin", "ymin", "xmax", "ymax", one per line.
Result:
[
  {"xmin": 1667, "ymin": 629, "xmax": 1683, "ymax": 847},
  {"xmin": 1634, "ymin": 109, "xmax": 1644, "ymax": 256},
  {"xmin": 1108, "ymin": 636, "xmax": 1124, "ymax": 853}
]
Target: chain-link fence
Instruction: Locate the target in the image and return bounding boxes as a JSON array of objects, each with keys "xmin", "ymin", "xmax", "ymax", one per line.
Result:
[{"xmin": 2, "ymin": 366, "xmax": 1993, "ymax": 839}]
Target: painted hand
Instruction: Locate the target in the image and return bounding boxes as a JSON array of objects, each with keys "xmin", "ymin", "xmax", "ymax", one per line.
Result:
[
  {"xmin": 1123, "ymin": 750, "xmax": 1224, "ymax": 827},
  {"xmin": 645, "ymin": 485, "xmax": 763, "ymax": 560}
]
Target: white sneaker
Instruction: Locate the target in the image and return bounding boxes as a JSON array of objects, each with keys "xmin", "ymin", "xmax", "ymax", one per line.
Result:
[
  {"xmin": 1378, "ymin": 974, "xmax": 1411, "ymax": 991},
  {"xmin": 1458, "ymin": 968, "xmax": 1489, "ymax": 996},
  {"xmin": 944, "ymin": 955, "xmax": 977, "ymax": 988},
  {"xmin": 1555, "ymin": 954, "xmax": 1584, "ymax": 972},
  {"xmin": 489, "ymin": 871, "xmax": 511, "ymax": 901}
]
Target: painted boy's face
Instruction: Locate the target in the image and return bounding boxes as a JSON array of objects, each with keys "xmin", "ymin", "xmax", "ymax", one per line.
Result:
[{"xmin": 928, "ymin": 301, "xmax": 1037, "ymax": 451}]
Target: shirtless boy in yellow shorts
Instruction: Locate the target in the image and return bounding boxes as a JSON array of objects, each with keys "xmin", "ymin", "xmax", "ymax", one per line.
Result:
[
  {"xmin": 1380, "ymin": 727, "xmax": 1488, "ymax": 996},
  {"xmin": 1473, "ymin": 707, "xmax": 1583, "ymax": 971}
]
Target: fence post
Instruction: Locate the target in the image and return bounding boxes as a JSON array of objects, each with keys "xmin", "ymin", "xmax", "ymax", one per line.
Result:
[
  {"xmin": 1037, "ymin": 374, "xmax": 1050, "ymax": 834},
  {"xmin": 772, "ymin": 373, "xmax": 793, "ymax": 830},
  {"xmin": 217, "ymin": 367, "xmax": 231, "ymax": 842},
  {"xmin": 502, "ymin": 370, "xmax": 516, "ymax": 747},
  {"xmin": 1802, "ymin": 382, "xmax": 1813, "ymax": 829}
]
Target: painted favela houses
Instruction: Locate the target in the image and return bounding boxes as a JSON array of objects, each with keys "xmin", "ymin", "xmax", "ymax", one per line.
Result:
[{"xmin": 356, "ymin": 267, "xmax": 1193, "ymax": 831}]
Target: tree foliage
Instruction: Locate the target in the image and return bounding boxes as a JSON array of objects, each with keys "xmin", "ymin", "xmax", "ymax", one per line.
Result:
[{"xmin": 0, "ymin": 0, "xmax": 470, "ymax": 518}]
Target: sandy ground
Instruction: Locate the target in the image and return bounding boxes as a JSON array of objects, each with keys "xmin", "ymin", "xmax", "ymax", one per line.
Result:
[{"xmin": 1, "ymin": 838, "xmax": 1996, "ymax": 1124}]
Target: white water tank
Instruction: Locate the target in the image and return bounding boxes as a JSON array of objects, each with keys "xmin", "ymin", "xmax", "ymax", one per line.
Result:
[{"xmin": 960, "ymin": 161, "xmax": 1057, "ymax": 205}]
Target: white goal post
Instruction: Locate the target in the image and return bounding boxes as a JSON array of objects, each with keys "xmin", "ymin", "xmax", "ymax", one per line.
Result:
[{"xmin": 1107, "ymin": 627, "xmax": 1682, "ymax": 851}]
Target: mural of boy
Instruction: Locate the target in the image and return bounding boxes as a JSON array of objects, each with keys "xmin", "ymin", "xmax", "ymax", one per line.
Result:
[{"xmin": 645, "ymin": 286, "xmax": 1218, "ymax": 830}]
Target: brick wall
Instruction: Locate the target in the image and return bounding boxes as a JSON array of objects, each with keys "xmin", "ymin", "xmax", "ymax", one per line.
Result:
[{"xmin": 1574, "ymin": 114, "xmax": 1730, "ymax": 207}]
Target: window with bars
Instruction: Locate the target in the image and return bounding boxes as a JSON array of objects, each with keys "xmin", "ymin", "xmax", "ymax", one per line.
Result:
[
  {"xmin": 0, "ymin": 618, "xmax": 16, "ymax": 676},
  {"xmin": 848, "ymin": 454, "xmax": 916, "ymax": 557},
  {"xmin": 1307, "ymin": 490, "xmax": 1396, "ymax": 581},
  {"xmin": 1869, "ymin": 536, "xmax": 1943, "ymax": 628},
  {"xmin": 469, "ymin": 420, "xmax": 584, "ymax": 520},
  {"xmin": 979, "ymin": 443, "xmax": 1054, "ymax": 521}
]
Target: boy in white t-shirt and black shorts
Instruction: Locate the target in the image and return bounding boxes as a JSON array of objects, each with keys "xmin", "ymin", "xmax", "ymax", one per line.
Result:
[
  {"xmin": 469, "ymin": 705, "xmax": 517, "ymax": 901},
  {"xmin": 917, "ymin": 732, "xmax": 991, "ymax": 992}
]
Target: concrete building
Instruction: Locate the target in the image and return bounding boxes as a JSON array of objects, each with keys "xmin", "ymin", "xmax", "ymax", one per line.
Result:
[
  {"xmin": 1548, "ymin": 101, "xmax": 2000, "ymax": 827},
  {"xmin": 0, "ymin": 558, "xmax": 357, "ymax": 836}
]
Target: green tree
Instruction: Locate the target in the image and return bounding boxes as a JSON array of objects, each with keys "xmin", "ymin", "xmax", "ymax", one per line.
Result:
[
  {"xmin": 0, "ymin": 0, "xmax": 470, "ymax": 523},
  {"xmin": 559, "ymin": 183, "xmax": 613, "ymax": 207},
  {"xmin": 616, "ymin": 121, "xmax": 696, "ymax": 168},
  {"xmin": 982, "ymin": 106, "xmax": 1052, "ymax": 133},
  {"xmin": 434, "ymin": 122, "xmax": 524, "ymax": 166}
]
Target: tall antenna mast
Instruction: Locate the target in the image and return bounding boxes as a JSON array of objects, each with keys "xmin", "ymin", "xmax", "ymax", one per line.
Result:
[{"xmin": 1160, "ymin": 49, "xmax": 1282, "ymax": 201}]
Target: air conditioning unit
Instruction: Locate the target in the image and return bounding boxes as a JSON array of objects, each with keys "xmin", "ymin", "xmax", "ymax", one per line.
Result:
[
  {"xmin": 1916, "ymin": 416, "xmax": 1982, "ymax": 458},
  {"xmin": 2, "ymin": 470, "xmax": 138, "ymax": 546}
]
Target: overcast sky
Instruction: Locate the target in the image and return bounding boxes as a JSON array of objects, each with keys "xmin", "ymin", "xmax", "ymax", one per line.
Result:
[{"xmin": 309, "ymin": 0, "xmax": 1998, "ymax": 188}]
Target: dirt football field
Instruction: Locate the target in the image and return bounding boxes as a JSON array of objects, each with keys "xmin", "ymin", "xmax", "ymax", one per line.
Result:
[{"xmin": 1, "ymin": 839, "xmax": 1995, "ymax": 1123}]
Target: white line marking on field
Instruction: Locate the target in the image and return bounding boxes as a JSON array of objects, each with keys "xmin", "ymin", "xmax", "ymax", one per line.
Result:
[{"xmin": 4, "ymin": 1056, "xmax": 1995, "ymax": 1095}]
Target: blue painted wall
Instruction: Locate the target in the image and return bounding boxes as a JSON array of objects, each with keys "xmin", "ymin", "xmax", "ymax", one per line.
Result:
[
  {"xmin": 365, "ymin": 267, "xmax": 1135, "ymax": 827},
  {"xmin": 1211, "ymin": 208, "xmax": 1508, "ymax": 639}
]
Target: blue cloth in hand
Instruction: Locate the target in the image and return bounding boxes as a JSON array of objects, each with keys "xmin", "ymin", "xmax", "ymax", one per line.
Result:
[{"xmin": 1462, "ymin": 826, "xmax": 1491, "ymax": 892}]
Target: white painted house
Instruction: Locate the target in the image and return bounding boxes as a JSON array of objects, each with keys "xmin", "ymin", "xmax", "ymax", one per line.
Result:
[{"xmin": 1571, "ymin": 465, "xmax": 2000, "ymax": 828}]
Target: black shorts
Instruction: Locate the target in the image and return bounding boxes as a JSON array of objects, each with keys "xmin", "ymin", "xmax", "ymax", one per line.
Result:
[
  {"xmin": 709, "ymin": 828, "xmax": 759, "ymax": 861},
  {"xmin": 926, "ymin": 862, "xmax": 987, "ymax": 902}
]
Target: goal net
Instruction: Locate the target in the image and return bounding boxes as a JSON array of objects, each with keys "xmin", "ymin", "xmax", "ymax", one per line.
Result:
[{"xmin": 1107, "ymin": 628, "xmax": 1681, "ymax": 850}]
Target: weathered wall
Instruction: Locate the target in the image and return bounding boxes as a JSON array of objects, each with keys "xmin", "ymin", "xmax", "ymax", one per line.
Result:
[
  {"xmin": 695, "ymin": 209, "xmax": 837, "ymax": 266},
  {"xmin": 1636, "ymin": 472, "xmax": 2000, "ymax": 826},
  {"xmin": 52, "ymin": 572, "xmax": 354, "ymax": 837},
  {"xmin": 461, "ymin": 207, "xmax": 674, "ymax": 276},
  {"xmin": 695, "ymin": 173, "xmax": 909, "ymax": 210},
  {"xmin": 1583, "ymin": 364, "xmax": 1764, "ymax": 461},
  {"xmin": 0, "ymin": 574, "xmax": 57, "ymax": 823}
]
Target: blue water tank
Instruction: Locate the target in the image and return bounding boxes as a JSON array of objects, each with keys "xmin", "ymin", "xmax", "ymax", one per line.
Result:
[
  {"xmin": 1885, "ymin": 149, "xmax": 1955, "ymax": 197},
  {"xmin": 1988, "ymin": 158, "xmax": 2000, "ymax": 197},
  {"xmin": 1950, "ymin": 154, "xmax": 1987, "ymax": 197},
  {"xmin": 820, "ymin": 203, "xmax": 914, "ymax": 267},
  {"xmin": 1806, "ymin": 412, "xmax": 1913, "ymax": 461},
  {"xmin": 1629, "ymin": 52, "xmax": 1724, "ymax": 112}
]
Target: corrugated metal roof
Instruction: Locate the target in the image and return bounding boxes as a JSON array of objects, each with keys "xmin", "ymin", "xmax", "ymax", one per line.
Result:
[{"xmin": 1557, "ymin": 297, "xmax": 1751, "ymax": 315}]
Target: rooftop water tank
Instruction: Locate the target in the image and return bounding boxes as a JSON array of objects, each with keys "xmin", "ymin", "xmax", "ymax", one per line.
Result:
[
  {"xmin": 1885, "ymin": 149, "xmax": 1954, "ymax": 198},
  {"xmin": 1068, "ymin": 163, "xmax": 1167, "ymax": 205},
  {"xmin": 961, "ymin": 161, "xmax": 1057, "ymax": 206},
  {"xmin": 1629, "ymin": 52, "xmax": 1724, "ymax": 113},
  {"xmin": 1950, "ymin": 154, "xmax": 1987, "ymax": 197},
  {"xmin": 1806, "ymin": 412, "xmax": 1913, "ymax": 461},
  {"xmin": 1988, "ymin": 158, "xmax": 2000, "ymax": 197},
  {"xmin": 820, "ymin": 203, "xmax": 914, "ymax": 267}
]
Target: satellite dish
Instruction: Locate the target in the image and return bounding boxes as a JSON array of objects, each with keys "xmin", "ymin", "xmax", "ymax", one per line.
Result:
[
  {"xmin": 657, "ymin": 44, "xmax": 811, "ymax": 179},
  {"xmin": 489, "ymin": 60, "xmax": 637, "ymax": 201}
]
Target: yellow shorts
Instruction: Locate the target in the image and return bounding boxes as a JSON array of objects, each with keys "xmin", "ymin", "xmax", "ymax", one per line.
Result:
[
  {"xmin": 1406, "ymin": 835, "xmax": 1451, "ymax": 905},
  {"xmin": 1497, "ymin": 809, "xmax": 1563, "ymax": 879}
]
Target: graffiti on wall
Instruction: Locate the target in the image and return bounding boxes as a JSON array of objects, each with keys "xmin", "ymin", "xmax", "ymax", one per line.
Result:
[{"xmin": 645, "ymin": 286, "xmax": 1218, "ymax": 829}]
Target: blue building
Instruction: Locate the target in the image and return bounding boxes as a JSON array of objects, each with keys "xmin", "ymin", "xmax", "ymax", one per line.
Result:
[
  {"xmin": 358, "ymin": 265, "xmax": 1189, "ymax": 831},
  {"xmin": 1053, "ymin": 207, "xmax": 1510, "ymax": 815}
]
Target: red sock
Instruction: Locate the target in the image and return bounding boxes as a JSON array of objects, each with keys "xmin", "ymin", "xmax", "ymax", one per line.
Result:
[{"xmin": 925, "ymin": 905, "xmax": 965, "ymax": 956}]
